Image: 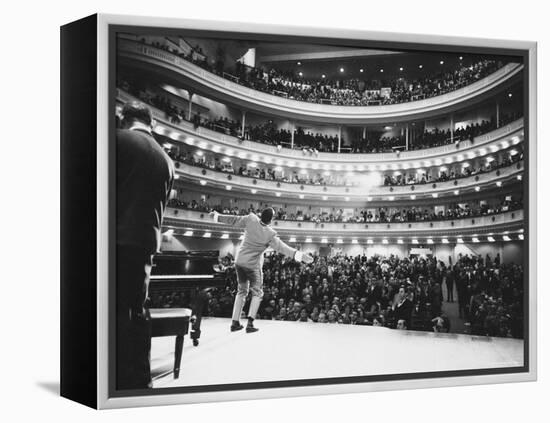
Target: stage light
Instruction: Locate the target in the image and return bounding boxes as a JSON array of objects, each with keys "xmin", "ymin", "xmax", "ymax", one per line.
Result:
[
  {"xmin": 196, "ymin": 150, "xmax": 203, "ymax": 157},
  {"xmin": 299, "ymin": 194, "xmax": 304, "ymax": 199},
  {"xmin": 441, "ymin": 238, "xmax": 449, "ymax": 244},
  {"xmin": 212, "ymin": 145, "xmax": 220, "ymax": 153},
  {"xmin": 366, "ymin": 196, "xmax": 373, "ymax": 201},
  {"xmin": 475, "ymin": 186, "xmax": 480, "ymax": 192},
  {"xmin": 251, "ymin": 189, "xmax": 257, "ymax": 194},
  {"xmin": 305, "ymin": 237, "xmax": 312, "ymax": 243},
  {"xmin": 322, "ymin": 196, "xmax": 328, "ymax": 201},
  {"xmin": 163, "ymin": 142, "xmax": 173, "ymax": 149},
  {"xmin": 297, "ymin": 61, "xmax": 301, "ymax": 65},
  {"xmin": 418, "ymin": 64, "xmax": 423, "ymax": 69},
  {"xmin": 183, "ymin": 230, "xmax": 193, "ymax": 237},
  {"xmin": 459, "ymin": 56, "xmax": 463, "ymax": 60},
  {"xmin": 321, "ymin": 74, "xmax": 326, "ymax": 78},
  {"xmin": 503, "ymin": 235, "xmax": 511, "ymax": 241},
  {"xmin": 487, "ymin": 236, "xmax": 495, "ymax": 242},
  {"xmin": 298, "ymin": 72, "xmax": 303, "ymax": 77},
  {"xmin": 336, "ymin": 238, "xmax": 343, "ymax": 244},
  {"xmin": 427, "ymin": 238, "xmax": 434, "ymax": 244},
  {"xmin": 289, "ymin": 236, "xmax": 297, "ymax": 243},
  {"xmin": 173, "ymin": 174, "xmax": 179, "ymax": 180},
  {"xmin": 367, "ymin": 239, "xmax": 374, "ymax": 244},
  {"xmin": 222, "ymin": 157, "xmax": 231, "ymax": 162},
  {"xmin": 380, "ymin": 69, "xmax": 384, "ymax": 73},
  {"xmin": 203, "ymin": 232, "xmax": 212, "ymax": 238},
  {"xmin": 397, "ymin": 239, "xmax": 404, "ymax": 244},
  {"xmin": 238, "ymin": 152, "xmax": 246, "ymax": 159},
  {"xmin": 508, "ymin": 93, "xmax": 513, "ymax": 98},
  {"xmin": 472, "ymin": 237, "xmax": 480, "ymax": 243},
  {"xmin": 339, "ymin": 67, "xmax": 344, "ymax": 73},
  {"xmin": 412, "ymin": 239, "xmax": 419, "ymax": 245},
  {"xmin": 462, "ymin": 162, "xmax": 470, "ymax": 168},
  {"xmin": 518, "ymin": 234, "xmax": 524, "ymax": 240},
  {"xmin": 199, "ymin": 180, "xmax": 207, "ymax": 186},
  {"xmin": 457, "ymin": 238, "xmax": 464, "ymax": 243},
  {"xmin": 345, "ymin": 197, "xmax": 350, "ymax": 201},
  {"xmin": 399, "ymin": 67, "xmax": 403, "ymax": 71},
  {"xmin": 454, "ymin": 189, "xmax": 460, "ymax": 195},
  {"xmin": 517, "ymin": 175, "xmax": 522, "ymax": 181},
  {"xmin": 198, "ymin": 141, "xmax": 207, "ymax": 149},
  {"xmin": 351, "ymin": 239, "xmax": 358, "ymax": 244},
  {"xmin": 239, "ymin": 234, "xmax": 245, "ymax": 240},
  {"xmin": 220, "ymin": 233, "xmax": 229, "ymax": 239},
  {"xmin": 360, "ymin": 68, "xmax": 364, "ymax": 73},
  {"xmin": 163, "ymin": 229, "xmax": 174, "ymax": 237},
  {"xmin": 185, "ymin": 137, "xmax": 194, "ymax": 145},
  {"xmin": 299, "ymin": 169, "xmax": 308, "ymax": 174},
  {"xmin": 486, "ymin": 156, "xmax": 495, "ymax": 163},
  {"xmin": 382, "ymin": 239, "xmax": 389, "ymax": 245},
  {"xmin": 496, "ymin": 181, "xmax": 502, "ymax": 187},
  {"xmin": 440, "ymin": 60, "xmax": 444, "ymax": 65},
  {"xmin": 321, "ymin": 238, "xmax": 328, "ymax": 244},
  {"xmin": 275, "ymin": 192, "xmax": 281, "ymax": 197},
  {"xmin": 388, "ymin": 196, "xmax": 395, "ymax": 201},
  {"xmin": 225, "ymin": 185, "xmax": 232, "ymax": 191},
  {"xmin": 432, "ymin": 193, "xmax": 438, "ymax": 198},
  {"xmin": 274, "ymin": 166, "xmax": 283, "ymax": 172}
]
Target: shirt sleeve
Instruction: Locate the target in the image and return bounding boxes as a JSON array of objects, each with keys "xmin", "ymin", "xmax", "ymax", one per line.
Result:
[
  {"xmin": 268, "ymin": 235, "xmax": 297, "ymax": 259},
  {"xmin": 216, "ymin": 213, "xmax": 251, "ymax": 228}
]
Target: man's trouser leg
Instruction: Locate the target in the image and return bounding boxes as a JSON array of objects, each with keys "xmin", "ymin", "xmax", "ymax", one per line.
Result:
[
  {"xmin": 116, "ymin": 245, "xmax": 152, "ymax": 390},
  {"xmin": 232, "ymin": 265, "xmax": 250, "ymax": 321},
  {"xmin": 247, "ymin": 268, "xmax": 264, "ymax": 319}
]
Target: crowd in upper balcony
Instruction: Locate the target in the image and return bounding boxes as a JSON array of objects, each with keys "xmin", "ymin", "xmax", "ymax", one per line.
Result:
[
  {"xmin": 166, "ymin": 142, "xmax": 522, "ymax": 188},
  {"xmin": 118, "ymin": 77, "xmax": 522, "ymax": 154},
  {"xmin": 150, "ymin": 251, "xmax": 523, "ymax": 338},
  {"xmin": 168, "ymin": 196, "xmax": 522, "ymax": 224},
  {"xmin": 137, "ymin": 37, "xmax": 507, "ymax": 107}
]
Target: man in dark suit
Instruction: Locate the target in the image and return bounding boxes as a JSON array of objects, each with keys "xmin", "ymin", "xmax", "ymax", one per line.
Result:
[
  {"xmin": 116, "ymin": 101, "xmax": 174, "ymax": 390},
  {"xmin": 393, "ymin": 286, "xmax": 413, "ymax": 329}
]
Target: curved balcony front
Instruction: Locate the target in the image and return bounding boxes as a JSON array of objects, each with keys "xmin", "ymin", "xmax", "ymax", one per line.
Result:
[
  {"xmin": 175, "ymin": 160, "xmax": 523, "ymax": 201},
  {"xmin": 163, "ymin": 208, "xmax": 523, "ymax": 239},
  {"xmin": 118, "ymin": 38, "xmax": 523, "ymax": 125}
]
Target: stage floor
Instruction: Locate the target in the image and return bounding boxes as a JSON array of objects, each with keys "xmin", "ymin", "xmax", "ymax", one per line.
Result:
[{"xmin": 151, "ymin": 317, "xmax": 524, "ymax": 388}]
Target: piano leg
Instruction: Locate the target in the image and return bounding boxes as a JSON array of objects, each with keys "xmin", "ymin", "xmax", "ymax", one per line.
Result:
[
  {"xmin": 190, "ymin": 290, "xmax": 209, "ymax": 346},
  {"xmin": 174, "ymin": 334, "xmax": 184, "ymax": 379}
]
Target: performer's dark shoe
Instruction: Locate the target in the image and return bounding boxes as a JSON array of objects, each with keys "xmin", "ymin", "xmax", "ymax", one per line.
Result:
[
  {"xmin": 230, "ymin": 321, "xmax": 244, "ymax": 332},
  {"xmin": 193, "ymin": 339, "xmax": 199, "ymax": 346},
  {"xmin": 246, "ymin": 325, "xmax": 259, "ymax": 333}
]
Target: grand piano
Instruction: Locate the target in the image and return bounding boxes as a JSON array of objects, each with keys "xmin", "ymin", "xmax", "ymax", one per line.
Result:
[{"xmin": 148, "ymin": 250, "xmax": 226, "ymax": 379}]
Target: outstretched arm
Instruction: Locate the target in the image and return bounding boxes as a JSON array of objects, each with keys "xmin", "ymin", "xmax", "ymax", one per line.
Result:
[{"xmin": 269, "ymin": 236, "xmax": 314, "ymax": 264}]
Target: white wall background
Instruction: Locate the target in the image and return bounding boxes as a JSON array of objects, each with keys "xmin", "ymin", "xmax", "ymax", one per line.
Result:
[{"xmin": 4, "ymin": 0, "xmax": 546, "ymax": 422}]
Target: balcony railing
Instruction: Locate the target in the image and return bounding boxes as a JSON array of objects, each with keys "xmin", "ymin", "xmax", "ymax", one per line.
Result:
[
  {"xmin": 174, "ymin": 160, "xmax": 523, "ymax": 199},
  {"xmin": 163, "ymin": 208, "xmax": 523, "ymax": 237},
  {"xmin": 118, "ymin": 38, "xmax": 523, "ymax": 124}
]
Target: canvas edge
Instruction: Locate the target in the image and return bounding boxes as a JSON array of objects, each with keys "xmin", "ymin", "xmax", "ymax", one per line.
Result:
[{"xmin": 94, "ymin": 13, "xmax": 538, "ymax": 409}]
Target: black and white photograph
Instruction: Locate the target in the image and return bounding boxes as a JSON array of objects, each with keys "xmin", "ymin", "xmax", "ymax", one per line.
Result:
[{"xmin": 111, "ymin": 24, "xmax": 531, "ymax": 396}]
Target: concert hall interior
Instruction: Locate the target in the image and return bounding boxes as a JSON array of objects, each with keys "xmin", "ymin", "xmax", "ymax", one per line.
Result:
[{"xmin": 115, "ymin": 31, "xmax": 526, "ymax": 388}]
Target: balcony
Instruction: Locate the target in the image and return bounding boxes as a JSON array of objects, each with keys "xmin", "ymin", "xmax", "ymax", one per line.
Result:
[
  {"xmin": 117, "ymin": 88, "xmax": 524, "ymax": 168},
  {"xmin": 163, "ymin": 208, "xmax": 523, "ymax": 239},
  {"xmin": 174, "ymin": 160, "xmax": 523, "ymax": 200},
  {"xmin": 118, "ymin": 38, "xmax": 523, "ymax": 124}
]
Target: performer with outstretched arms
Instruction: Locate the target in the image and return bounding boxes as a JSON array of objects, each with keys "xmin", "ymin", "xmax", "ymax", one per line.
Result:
[{"xmin": 210, "ymin": 207, "xmax": 314, "ymax": 332}]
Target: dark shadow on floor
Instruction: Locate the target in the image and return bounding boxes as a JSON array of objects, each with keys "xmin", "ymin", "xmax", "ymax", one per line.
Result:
[{"xmin": 36, "ymin": 381, "xmax": 60, "ymax": 396}]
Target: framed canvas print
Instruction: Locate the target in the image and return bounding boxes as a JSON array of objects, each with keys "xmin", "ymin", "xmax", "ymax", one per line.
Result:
[{"xmin": 60, "ymin": 14, "xmax": 537, "ymax": 409}]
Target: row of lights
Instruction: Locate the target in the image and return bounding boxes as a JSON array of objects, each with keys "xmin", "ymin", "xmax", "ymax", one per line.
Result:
[
  {"xmin": 167, "ymin": 229, "xmax": 524, "ymax": 244},
  {"xmin": 195, "ymin": 180, "xmax": 517, "ymax": 199},
  {"xmin": 157, "ymin": 124, "xmax": 523, "ymax": 173},
  {"xmin": 299, "ymin": 57, "xmax": 465, "ymax": 77}
]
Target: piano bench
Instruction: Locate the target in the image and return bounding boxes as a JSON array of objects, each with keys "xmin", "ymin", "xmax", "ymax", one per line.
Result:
[{"xmin": 150, "ymin": 308, "xmax": 192, "ymax": 379}]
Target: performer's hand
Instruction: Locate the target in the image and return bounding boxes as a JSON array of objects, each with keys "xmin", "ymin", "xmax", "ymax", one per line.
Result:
[{"xmin": 303, "ymin": 254, "xmax": 314, "ymax": 264}]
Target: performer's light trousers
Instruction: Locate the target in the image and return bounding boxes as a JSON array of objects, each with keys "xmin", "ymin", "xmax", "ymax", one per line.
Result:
[{"xmin": 232, "ymin": 265, "xmax": 264, "ymax": 321}]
